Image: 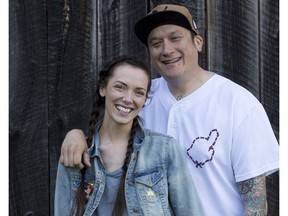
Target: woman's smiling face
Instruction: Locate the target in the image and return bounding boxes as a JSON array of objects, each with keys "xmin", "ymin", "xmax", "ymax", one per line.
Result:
[{"xmin": 99, "ymin": 64, "xmax": 149, "ymax": 126}]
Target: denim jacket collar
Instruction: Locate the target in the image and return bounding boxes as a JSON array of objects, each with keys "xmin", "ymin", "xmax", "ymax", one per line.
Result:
[{"xmin": 87, "ymin": 120, "xmax": 145, "ymax": 158}]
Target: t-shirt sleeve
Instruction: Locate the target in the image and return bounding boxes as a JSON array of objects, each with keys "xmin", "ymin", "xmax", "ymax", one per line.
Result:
[{"xmin": 231, "ymin": 102, "xmax": 279, "ymax": 182}]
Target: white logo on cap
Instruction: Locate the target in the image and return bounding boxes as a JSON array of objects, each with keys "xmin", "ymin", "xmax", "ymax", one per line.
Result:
[{"xmin": 192, "ymin": 20, "xmax": 198, "ymax": 30}]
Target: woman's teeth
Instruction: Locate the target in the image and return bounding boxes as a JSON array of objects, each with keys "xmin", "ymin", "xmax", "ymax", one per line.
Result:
[{"xmin": 116, "ymin": 106, "xmax": 131, "ymax": 113}]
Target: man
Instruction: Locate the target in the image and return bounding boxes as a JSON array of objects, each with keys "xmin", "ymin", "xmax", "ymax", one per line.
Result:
[{"xmin": 60, "ymin": 4, "xmax": 279, "ymax": 215}]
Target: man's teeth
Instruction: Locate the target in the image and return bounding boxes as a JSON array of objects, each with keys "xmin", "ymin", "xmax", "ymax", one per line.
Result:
[
  {"xmin": 117, "ymin": 106, "xmax": 131, "ymax": 113},
  {"xmin": 163, "ymin": 58, "xmax": 179, "ymax": 64}
]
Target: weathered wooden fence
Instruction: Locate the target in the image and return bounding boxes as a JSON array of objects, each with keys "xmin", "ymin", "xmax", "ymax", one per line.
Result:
[{"xmin": 9, "ymin": 0, "xmax": 279, "ymax": 215}]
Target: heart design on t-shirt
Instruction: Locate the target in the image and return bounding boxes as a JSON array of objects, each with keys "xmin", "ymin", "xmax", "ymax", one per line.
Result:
[{"xmin": 187, "ymin": 129, "xmax": 219, "ymax": 168}]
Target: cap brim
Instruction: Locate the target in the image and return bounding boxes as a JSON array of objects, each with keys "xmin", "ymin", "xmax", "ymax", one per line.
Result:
[{"xmin": 134, "ymin": 10, "xmax": 193, "ymax": 47}]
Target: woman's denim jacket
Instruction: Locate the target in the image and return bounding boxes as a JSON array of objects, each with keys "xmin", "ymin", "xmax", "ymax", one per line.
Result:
[{"xmin": 55, "ymin": 125, "xmax": 203, "ymax": 215}]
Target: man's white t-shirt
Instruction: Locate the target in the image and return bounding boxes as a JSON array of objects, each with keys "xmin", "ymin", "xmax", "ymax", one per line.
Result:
[{"xmin": 140, "ymin": 74, "xmax": 279, "ymax": 216}]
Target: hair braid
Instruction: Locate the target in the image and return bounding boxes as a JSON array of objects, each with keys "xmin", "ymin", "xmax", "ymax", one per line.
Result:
[
  {"xmin": 112, "ymin": 118, "xmax": 139, "ymax": 216},
  {"xmin": 123, "ymin": 118, "xmax": 139, "ymax": 171},
  {"xmin": 86, "ymin": 92, "xmax": 104, "ymax": 147},
  {"xmin": 72, "ymin": 90, "xmax": 105, "ymax": 216}
]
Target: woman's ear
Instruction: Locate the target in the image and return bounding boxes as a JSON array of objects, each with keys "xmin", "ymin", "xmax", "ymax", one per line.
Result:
[
  {"xmin": 194, "ymin": 35, "xmax": 203, "ymax": 52},
  {"xmin": 99, "ymin": 86, "xmax": 105, "ymax": 97}
]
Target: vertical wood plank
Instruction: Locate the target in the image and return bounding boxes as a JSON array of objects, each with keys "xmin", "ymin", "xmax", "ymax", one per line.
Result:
[
  {"xmin": 206, "ymin": 0, "xmax": 260, "ymax": 98},
  {"xmin": 9, "ymin": 0, "xmax": 49, "ymax": 215},
  {"xmin": 259, "ymin": 1, "xmax": 279, "ymax": 215},
  {"xmin": 94, "ymin": 0, "xmax": 148, "ymax": 67},
  {"xmin": 47, "ymin": 0, "xmax": 97, "ymax": 214},
  {"xmin": 259, "ymin": 0, "xmax": 279, "ymax": 138}
]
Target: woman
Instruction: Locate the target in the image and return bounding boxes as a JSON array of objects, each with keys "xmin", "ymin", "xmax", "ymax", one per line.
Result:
[{"xmin": 54, "ymin": 56, "xmax": 203, "ymax": 216}]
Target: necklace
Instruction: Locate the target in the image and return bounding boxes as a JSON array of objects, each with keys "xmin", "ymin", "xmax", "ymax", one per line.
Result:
[{"xmin": 176, "ymin": 95, "xmax": 182, "ymax": 101}]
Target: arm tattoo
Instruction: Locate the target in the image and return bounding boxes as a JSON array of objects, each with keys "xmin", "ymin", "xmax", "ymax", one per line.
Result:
[{"xmin": 237, "ymin": 174, "xmax": 267, "ymax": 216}]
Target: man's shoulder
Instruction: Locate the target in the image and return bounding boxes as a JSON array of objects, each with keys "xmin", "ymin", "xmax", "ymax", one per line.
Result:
[
  {"xmin": 151, "ymin": 76, "xmax": 167, "ymax": 92},
  {"xmin": 212, "ymin": 74, "xmax": 256, "ymax": 97},
  {"xmin": 152, "ymin": 76, "xmax": 163, "ymax": 85}
]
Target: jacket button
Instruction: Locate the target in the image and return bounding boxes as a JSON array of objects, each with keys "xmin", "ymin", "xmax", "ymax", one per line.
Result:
[
  {"xmin": 133, "ymin": 207, "xmax": 140, "ymax": 212},
  {"xmin": 128, "ymin": 180, "xmax": 134, "ymax": 185}
]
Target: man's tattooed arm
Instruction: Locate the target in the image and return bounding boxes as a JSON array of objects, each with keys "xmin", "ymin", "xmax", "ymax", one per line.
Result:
[{"xmin": 236, "ymin": 174, "xmax": 267, "ymax": 216}]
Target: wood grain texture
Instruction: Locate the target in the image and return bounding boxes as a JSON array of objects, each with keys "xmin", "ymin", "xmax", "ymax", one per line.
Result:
[
  {"xmin": 96, "ymin": 0, "xmax": 148, "ymax": 65},
  {"xmin": 259, "ymin": 1, "xmax": 279, "ymax": 215},
  {"xmin": 207, "ymin": 0, "xmax": 260, "ymax": 97},
  {"xmin": 9, "ymin": 0, "xmax": 49, "ymax": 215},
  {"xmin": 259, "ymin": 0, "xmax": 279, "ymax": 139},
  {"xmin": 47, "ymin": 0, "xmax": 97, "ymax": 214}
]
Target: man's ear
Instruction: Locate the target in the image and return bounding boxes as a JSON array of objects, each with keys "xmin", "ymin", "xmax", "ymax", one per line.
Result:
[{"xmin": 194, "ymin": 35, "xmax": 204, "ymax": 52}]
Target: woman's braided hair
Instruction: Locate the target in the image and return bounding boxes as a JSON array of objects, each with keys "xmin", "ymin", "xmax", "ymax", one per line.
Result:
[{"xmin": 72, "ymin": 56, "xmax": 151, "ymax": 216}]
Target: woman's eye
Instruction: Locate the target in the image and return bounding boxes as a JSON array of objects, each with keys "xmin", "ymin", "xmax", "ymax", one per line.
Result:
[
  {"xmin": 115, "ymin": 85, "xmax": 125, "ymax": 90},
  {"xmin": 136, "ymin": 91, "xmax": 145, "ymax": 96}
]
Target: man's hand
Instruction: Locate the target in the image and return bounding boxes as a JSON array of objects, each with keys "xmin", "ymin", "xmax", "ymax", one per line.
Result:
[{"xmin": 60, "ymin": 129, "xmax": 91, "ymax": 169}]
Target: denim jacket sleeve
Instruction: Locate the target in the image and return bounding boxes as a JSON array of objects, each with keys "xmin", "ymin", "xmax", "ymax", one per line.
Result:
[
  {"xmin": 167, "ymin": 137, "xmax": 204, "ymax": 215},
  {"xmin": 54, "ymin": 160, "xmax": 80, "ymax": 216}
]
